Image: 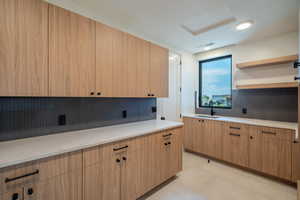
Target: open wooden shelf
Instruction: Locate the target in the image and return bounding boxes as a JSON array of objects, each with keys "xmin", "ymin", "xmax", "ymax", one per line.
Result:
[
  {"xmin": 236, "ymin": 82, "xmax": 298, "ymax": 90},
  {"xmin": 237, "ymin": 55, "xmax": 298, "ymax": 69}
]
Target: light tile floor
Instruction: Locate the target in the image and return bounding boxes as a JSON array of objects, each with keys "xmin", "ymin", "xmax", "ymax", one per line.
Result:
[{"xmin": 140, "ymin": 152, "xmax": 297, "ymax": 200}]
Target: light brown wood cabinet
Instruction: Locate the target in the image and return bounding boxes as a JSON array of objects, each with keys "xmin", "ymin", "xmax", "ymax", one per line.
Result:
[
  {"xmin": 95, "ymin": 23, "xmax": 114, "ymax": 97},
  {"xmin": 0, "ymin": 0, "xmax": 48, "ymax": 96},
  {"xmin": 49, "ymin": 5, "xmax": 96, "ymax": 97},
  {"xmin": 83, "ymin": 128, "xmax": 182, "ymax": 200},
  {"xmin": 149, "ymin": 44, "xmax": 169, "ymax": 97},
  {"xmin": 183, "ymin": 117, "xmax": 296, "ymax": 181},
  {"xmin": 183, "ymin": 117, "xmax": 223, "ymax": 159},
  {"xmin": 260, "ymin": 127, "xmax": 292, "ymax": 180},
  {"xmin": 183, "ymin": 117, "xmax": 205, "ymax": 153},
  {"xmin": 204, "ymin": 120, "xmax": 224, "ymax": 159},
  {"xmin": 0, "ymin": 0, "xmax": 169, "ymax": 98},
  {"xmin": 223, "ymin": 123, "xmax": 249, "ymax": 167},
  {"xmin": 0, "ymin": 128, "xmax": 183, "ymax": 200},
  {"xmin": 0, "ymin": 151, "xmax": 82, "ymax": 200},
  {"xmin": 292, "ymin": 141, "xmax": 300, "ymax": 182},
  {"xmin": 248, "ymin": 126, "xmax": 263, "ymax": 171}
]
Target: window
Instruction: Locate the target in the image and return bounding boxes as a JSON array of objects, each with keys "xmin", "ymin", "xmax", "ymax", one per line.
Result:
[{"xmin": 199, "ymin": 55, "xmax": 232, "ymax": 108}]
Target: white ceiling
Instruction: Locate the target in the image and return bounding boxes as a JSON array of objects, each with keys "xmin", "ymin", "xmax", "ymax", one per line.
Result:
[{"xmin": 46, "ymin": 0, "xmax": 299, "ymax": 53}]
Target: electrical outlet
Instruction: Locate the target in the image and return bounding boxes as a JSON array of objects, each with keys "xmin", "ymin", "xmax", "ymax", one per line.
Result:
[
  {"xmin": 152, "ymin": 106, "xmax": 157, "ymax": 113},
  {"xmin": 242, "ymin": 108, "xmax": 247, "ymax": 114},
  {"xmin": 58, "ymin": 114, "xmax": 66, "ymax": 126},
  {"xmin": 122, "ymin": 110, "xmax": 127, "ymax": 118}
]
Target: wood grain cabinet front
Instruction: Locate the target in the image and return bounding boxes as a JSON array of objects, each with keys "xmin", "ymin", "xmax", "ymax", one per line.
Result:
[
  {"xmin": 83, "ymin": 128, "xmax": 183, "ymax": 200},
  {"xmin": 292, "ymin": 140, "xmax": 300, "ymax": 182},
  {"xmin": 0, "ymin": 0, "xmax": 48, "ymax": 97},
  {"xmin": 0, "ymin": 151, "xmax": 82, "ymax": 200},
  {"xmin": 222, "ymin": 123, "xmax": 249, "ymax": 167},
  {"xmin": 49, "ymin": 5, "xmax": 96, "ymax": 97},
  {"xmin": 149, "ymin": 43, "xmax": 169, "ymax": 97}
]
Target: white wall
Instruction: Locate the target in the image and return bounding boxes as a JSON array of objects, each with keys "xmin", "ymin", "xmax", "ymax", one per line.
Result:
[
  {"xmin": 181, "ymin": 52, "xmax": 197, "ymax": 115},
  {"xmin": 194, "ymin": 32, "xmax": 299, "ymax": 89}
]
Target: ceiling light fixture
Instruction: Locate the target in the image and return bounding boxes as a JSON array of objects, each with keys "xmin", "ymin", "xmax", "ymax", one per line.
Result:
[
  {"xmin": 236, "ymin": 21, "xmax": 253, "ymax": 31},
  {"xmin": 203, "ymin": 43, "xmax": 214, "ymax": 51}
]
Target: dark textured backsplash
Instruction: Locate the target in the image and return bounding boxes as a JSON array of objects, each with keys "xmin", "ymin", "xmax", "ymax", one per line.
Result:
[
  {"xmin": 196, "ymin": 88, "xmax": 298, "ymax": 122},
  {"xmin": 0, "ymin": 98, "xmax": 156, "ymax": 141}
]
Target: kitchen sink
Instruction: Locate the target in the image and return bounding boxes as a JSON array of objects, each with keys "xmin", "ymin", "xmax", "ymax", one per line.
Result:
[{"xmin": 196, "ymin": 115, "xmax": 219, "ymax": 119}]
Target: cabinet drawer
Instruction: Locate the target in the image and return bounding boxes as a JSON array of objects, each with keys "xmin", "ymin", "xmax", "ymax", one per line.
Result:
[
  {"xmin": 259, "ymin": 127, "xmax": 293, "ymax": 141},
  {"xmin": 0, "ymin": 161, "xmax": 39, "ymax": 195},
  {"xmin": 0, "ymin": 151, "xmax": 82, "ymax": 195},
  {"xmin": 225, "ymin": 123, "xmax": 247, "ymax": 135}
]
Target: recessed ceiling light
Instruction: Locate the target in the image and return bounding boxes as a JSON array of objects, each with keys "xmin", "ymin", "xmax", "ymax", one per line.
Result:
[
  {"xmin": 236, "ymin": 21, "xmax": 253, "ymax": 31},
  {"xmin": 203, "ymin": 43, "xmax": 214, "ymax": 51}
]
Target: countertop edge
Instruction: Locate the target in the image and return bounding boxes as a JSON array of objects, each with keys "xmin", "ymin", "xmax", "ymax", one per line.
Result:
[
  {"xmin": 182, "ymin": 114, "xmax": 297, "ymax": 131},
  {"xmin": 0, "ymin": 121, "xmax": 183, "ymax": 169}
]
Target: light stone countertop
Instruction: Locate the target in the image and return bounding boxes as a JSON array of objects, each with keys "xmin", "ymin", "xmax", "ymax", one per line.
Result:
[
  {"xmin": 183, "ymin": 113, "xmax": 298, "ymax": 140},
  {"xmin": 0, "ymin": 120, "xmax": 183, "ymax": 169}
]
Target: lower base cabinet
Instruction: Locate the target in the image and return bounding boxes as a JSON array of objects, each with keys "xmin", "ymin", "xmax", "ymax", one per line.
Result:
[
  {"xmin": 0, "ymin": 127, "xmax": 183, "ymax": 200},
  {"xmin": 292, "ymin": 141, "xmax": 300, "ymax": 182},
  {"xmin": 222, "ymin": 123, "xmax": 249, "ymax": 167},
  {"xmin": 183, "ymin": 117, "xmax": 296, "ymax": 182},
  {"xmin": 83, "ymin": 127, "xmax": 183, "ymax": 200}
]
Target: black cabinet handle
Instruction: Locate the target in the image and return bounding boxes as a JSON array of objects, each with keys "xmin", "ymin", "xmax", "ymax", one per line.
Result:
[
  {"xmin": 294, "ymin": 61, "xmax": 300, "ymax": 68},
  {"xmin": 293, "ymin": 140, "xmax": 299, "ymax": 143},
  {"xmin": 229, "ymin": 133, "xmax": 240, "ymax": 137},
  {"xmin": 113, "ymin": 145, "xmax": 128, "ymax": 151},
  {"xmin": 90, "ymin": 92, "xmax": 95, "ymax": 95},
  {"xmin": 27, "ymin": 188, "xmax": 34, "ymax": 195},
  {"xmin": 97, "ymin": 92, "xmax": 101, "ymax": 96},
  {"xmin": 163, "ymin": 133, "xmax": 172, "ymax": 137},
  {"xmin": 116, "ymin": 158, "xmax": 121, "ymax": 163},
  {"xmin": 164, "ymin": 142, "xmax": 168, "ymax": 146},
  {"xmin": 148, "ymin": 94, "xmax": 151, "ymax": 97},
  {"xmin": 230, "ymin": 126, "xmax": 241, "ymax": 130},
  {"xmin": 12, "ymin": 193, "xmax": 19, "ymax": 200},
  {"xmin": 122, "ymin": 157, "xmax": 127, "ymax": 161},
  {"xmin": 250, "ymin": 136, "xmax": 254, "ymax": 139},
  {"xmin": 262, "ymin": 131, "xmax": 276, "ymax": 135},
  {"xmin": 168, "ymin": 142, "xmax": 171, "ymax": 145},
  {"xmin": 294, "ymin": 77, "xmax": 300, "ymax": 80},
  {"xmin": 5, "ymin": 170, "xmax": 39, "ymax": 183}
]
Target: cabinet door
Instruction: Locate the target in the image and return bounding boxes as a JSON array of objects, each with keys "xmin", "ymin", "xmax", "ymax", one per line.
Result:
[
  {"xmin": 35, "ymin": 170, "xmax": 82, "ymax": 200},
  {"xmin": 112, "ymin": 30, "xmax": 128, "ymax": 97},
  {"xmin": 205, "ymin": 120, "xmax": 224, "ymax": 159},
  {"xmin": 248, "ymin": 126, "xmax": 263, "ymax": 171},
  {"xmin": 49, "ymin": 5, "xmax": 96, "ymax": 97},
  {"xmin": 183, "ymin": 117, "xmax": 194, "ymax": 150},
  {"xmin": 262, "ymin": 129, "xmax": 292, "ymax": 180},
  {"xmin": 136, "ymin": 40, "xmax": 151, "ymax": 97},
  {"xmin": 149, "ymin": 43, "xmax": 169, "ymax": 97},
  {"xmin": 121, "ymin": 149, "xmax": 141, "ymax": 200},
  {"xmin": 222, "ymin": 123, "xmax": 249, "ymax": 167},
  {"xmin": 194, "ymin": 119, "xmax": 205, "ymax": 154},
  {"xmin": 168, "ymin": 128, "xmax": 183, "ymax": 176},
  {"xmin": 95, "ymin": 23, "xmax": 114, "ymax": 97},
  {"xmin": 0, "ymin": 0, "xmax": 48, "ymax": 96},
  {"xmin": 292, "ymin": 140, "xmax": 300, "ymax": 182},
  {"xmin": 83, "ymin": 144, "xmax": 121, "ymax": 200}
]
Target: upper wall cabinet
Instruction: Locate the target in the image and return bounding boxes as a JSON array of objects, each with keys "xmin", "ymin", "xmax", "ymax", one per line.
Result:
[
  {"xmin": 150, "ymin": 44, "xmax": 169, "ymax": 97},
  {"xmin": 49, "ymin": 5, "xmax": 96, "ymax": 97},
  {"xmin": 0, "ymin": 0, "xmax": 48, "ymax": 96},
  {"xmin": 95, "ymin": 23, "xmax": 114, "ymax": 97}
]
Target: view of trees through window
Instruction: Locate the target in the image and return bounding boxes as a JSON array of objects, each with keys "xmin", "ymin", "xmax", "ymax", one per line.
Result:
[{"xmin": 199, "ymin": 55, "xmax": 232, "ymax": 108}]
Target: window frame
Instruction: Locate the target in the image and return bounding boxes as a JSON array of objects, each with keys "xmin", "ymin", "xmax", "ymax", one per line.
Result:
[{"xmin": 198, "ymin": 55, "xmax": 233, "ymax": 109}]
